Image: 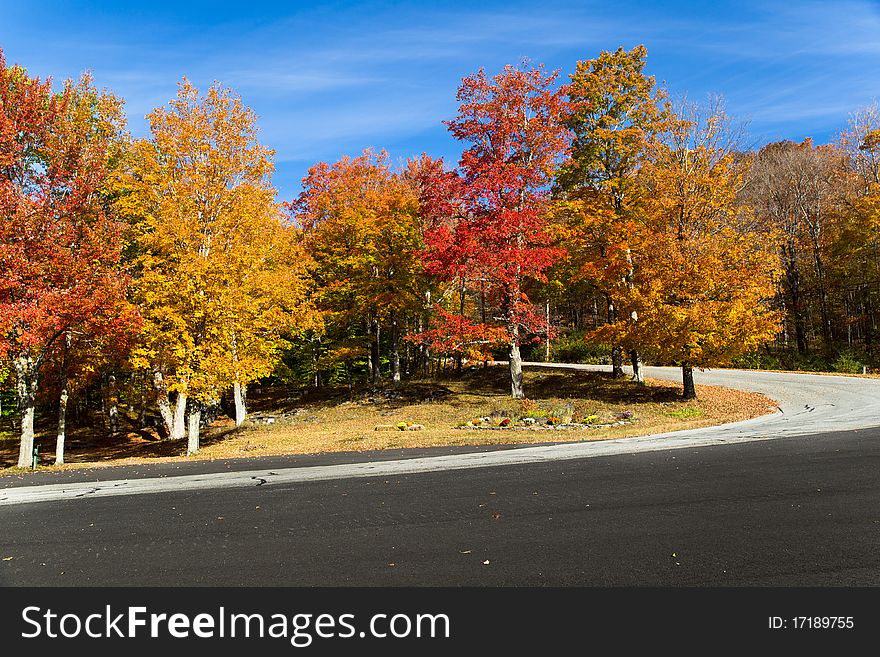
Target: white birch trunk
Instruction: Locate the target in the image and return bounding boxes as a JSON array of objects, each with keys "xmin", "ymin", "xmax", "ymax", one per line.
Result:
[
  {"xmin": 545, "ymin": 300, "xmax": 551, "ymax": 362},
  {"xmin": 509, "ymin": 328, "xmax": 524, "ymax": 399},
  {"xmin": 153, "ymin": 370, "xmax": 175, "ymax": 439},
  {"xmin": 631, "ymin": 349, "xmax": 645, "ymax": 385},
  {"xmin": 233, "ymin": 380, "xmax": 246, "ymax": 427},
  {"xmin": 231, "ymin": 333, "xmax": 247, "ymax": 426},
  {"xmin": 187, "ymin": 406, "xmax": 201, "ymax": 456},
  {"xmin": 390, "ymin": 309, "xmax": 401, "ymax": 386},
  {"xmin": 55, "ymin": 331, "xmax": 71, "ymax": 465},
  {"xmin": 55, "ymin": 387, "xmax": 68, "ymax": 466},
  {"xmin": 15, "ymin": 354, "xmax": 38, "ymax": 469},
  {"xmin": 172, "ymin": 392, "xmax": 188, "ymax": 440}
]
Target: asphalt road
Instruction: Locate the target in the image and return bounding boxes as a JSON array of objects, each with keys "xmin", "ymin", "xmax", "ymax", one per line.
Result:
[{"xmin": 1, "ymin": 427, "xmax": 879, "ymax": 586}]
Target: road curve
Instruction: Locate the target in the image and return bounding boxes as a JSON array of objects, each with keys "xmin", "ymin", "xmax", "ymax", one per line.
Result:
[
  {"xmin": 1, "ymin": 363, "xmax": 878, "ymax": 506},
  {"xmin": 529, "ymin": 362, "xmax": 880, "ymax": 438}
]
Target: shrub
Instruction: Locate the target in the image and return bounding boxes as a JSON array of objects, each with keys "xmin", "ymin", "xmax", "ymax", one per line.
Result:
[
  {"xmin": 550, "ymin": 332, "xmax": 611, "ymax": 364},
  {"xmin": 832, "ymin": 350, "xmax": 865, "ymax": 374},
  {"xmin": 732, "ymin": 351, "xmax": 782, "ymax": 371}
]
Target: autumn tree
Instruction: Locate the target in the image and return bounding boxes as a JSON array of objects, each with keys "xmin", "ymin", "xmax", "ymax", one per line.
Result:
[
  {"xmin": 119, "ymin": 80, "xmax": 312, "ymax": 454},
  {"xmin": 841, "ymin": 102, "xmax": 880, "ymax": 194},
  {"xmin": 829, "ymin": 104, "xmax": 880, "ymax": 357},
  {"xmin": 600, "ymin": 100, "xmax": 781, "ymax": 398},
  {"xmin": 420, "ymin": 62, "xmax": 570, "ymax": 398},
  {"xmin": 292, "ymin": 149, "xmax": 428, "ymax": 388},
  {"xmin": 744, "ymin": 138, "xmax": 845, "ymax": 356},
  {"xmin": 0, "ymin": 52, "xmax": 137, "ymax": 467},
  {"xmin": 555, "ymin": 45, "xmax": 670, "ymax": 382}
]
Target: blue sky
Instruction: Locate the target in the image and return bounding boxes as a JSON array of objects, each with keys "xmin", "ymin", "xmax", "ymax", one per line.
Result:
[{"xmin": 2, "ymin": 0, "xmax": 879, "ymax": 200}]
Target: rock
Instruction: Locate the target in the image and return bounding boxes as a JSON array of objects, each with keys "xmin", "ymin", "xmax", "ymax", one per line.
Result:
[{"xmin": 374, "ymin": 424, "xmax": 396, "ymax": 431}]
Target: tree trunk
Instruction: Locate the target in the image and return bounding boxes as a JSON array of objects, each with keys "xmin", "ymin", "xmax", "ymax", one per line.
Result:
[
  {"xmin": 370, "ymin": 312, "xmax": 380, "ymax": 385},
  {"xmin": 107, "ymin": 374, "xmax": 119, "ymax": 436},
  {"xmin": 422, "ymin": 315, "xmax": 431, "ymax": 376},
  {"xmin": 15, "ymin": 354, "xmax": 38, "ymax": 469},
  {"xmin": 812, "ymin": 240, "xmax": 834, "ymax": 351},
  {"xmin": 233, "ymin": 380, "xmax": 247, "ymax": 427},
  {"xmin": 365, "ymin": 343, "xmax": 373, "ymax": 383},
  {"xmin": 187, "ymin": 403, "xmax": 201, "ymax": 456},
  {"xmin": 782, "ymin": 244, "xmax": 807, "ymax": 354},
  {"xmin": 231, "ymin": 332, "xmax": 247, "ymax": 426},
  {"xmin": 455, "ymin": 280, "xmax": 466, "ymax": 374},
  {"xmin": 403, "ymin": 323, "xmax": 411, "ymax": 376},
  {"xmin": 607, "ymin": 295, "xmax": 625, "ymax": 378},
  {"xmin": 611, "ymin": 346, "xmax": 625, "ymax": 378},
  {"xmin": 623, "ymin": 247, "xmax": 641, "ymax": 381},
  {"xmin": 55, "ymin": 331, "xmax": 71, "ymax": 466},
  {"xmin": 390, "ymin": 309, "xmax": 401, "ymax": 386},
  {"xmin": 138, "ymin": 372, "xmax": 148, "ymax": 429},
  {"xmin": 153, "ymin": 369, "xmax": 175, "ymax": 439},
  {"xmin": 55, "ymin": 387, "xmax": 68, "ymax": 466},
  {"xmin": 481, "ymin": 284, "xmax": 488, "ymax": 369},
  {"xmin": 630, "ymin": 350, "xmax": 645, "ymax": 385},
  {"xmin": 310, "ymin": 335, "xmax": 322, "ymax": 388},
  {"xmin": 509, "ymin": 327, "xmax": 524, "ymax": 399},
  {"xmin": 172, "ymin": 391, "xmax": 188, "ymax": 440},
  {"xmin": 545, "ymin": 300, "xmax": 551, "ymax": 362},
  {"xmin": 682, "ymin": 363, "xmax": 696, "ymax": 400}
]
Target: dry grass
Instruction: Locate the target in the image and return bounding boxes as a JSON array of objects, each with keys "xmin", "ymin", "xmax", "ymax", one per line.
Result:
[{"xmin": 0, "ymin": 366, "xmax": 776, "ymax": 476}]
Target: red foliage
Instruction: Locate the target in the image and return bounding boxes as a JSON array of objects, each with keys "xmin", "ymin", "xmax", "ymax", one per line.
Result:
[
  {"xmin": 405, "ymin": 305, "xmax": 508, "ymax": 359},
  {"xmin": 420, "ymin": 63, "xmax": 570, "ymax": 341},
  {"xmin": 0, "ymin": 50, "xmax": 137, "ymax": 368}
]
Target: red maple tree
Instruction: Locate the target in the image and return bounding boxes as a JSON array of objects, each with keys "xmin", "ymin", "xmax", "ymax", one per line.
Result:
[
  {"xmin": 0, "ymin": 51, "xmax": 137, "ymax": 467},
  {"xmin": 418, "ymin": 62, "xmax": 570, "ymax": 397}
]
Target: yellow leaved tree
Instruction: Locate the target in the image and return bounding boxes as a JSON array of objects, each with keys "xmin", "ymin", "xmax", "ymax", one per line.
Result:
[
  {"xmin": 118, "ymin": 80, "xmax": 313, "ymax": 454},
  {"xmin": 555, "ymin": 45, "xmax": 672, "ymax": 383}
]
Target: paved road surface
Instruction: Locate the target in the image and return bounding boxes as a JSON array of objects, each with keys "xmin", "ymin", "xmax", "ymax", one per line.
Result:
[{"xmin": 1, "ymin": 428, "xmax": 878, "ymax": 586}]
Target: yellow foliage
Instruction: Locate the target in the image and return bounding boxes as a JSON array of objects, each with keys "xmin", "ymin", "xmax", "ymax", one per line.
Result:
[
  {"xmin": 117, "ymin": 80, "xmax": 315, "ymax": 402},
  {"xmin": 592, "ymin": 101, "xmax": 782, "ymax": 366}
]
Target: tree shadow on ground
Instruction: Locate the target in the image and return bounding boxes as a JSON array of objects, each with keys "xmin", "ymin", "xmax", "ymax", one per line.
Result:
[{"xmin": 442, "ymin": 366, "xmax": 685, "ymax": 404}]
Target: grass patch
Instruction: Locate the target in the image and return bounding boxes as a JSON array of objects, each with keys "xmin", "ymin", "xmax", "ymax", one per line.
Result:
[
  {"xmin": 665, "ymin": 407, "xmax": 705, "ymax": 420},
  {"xmin": 0, "ymin": 366, "xmax": 776, "ymax": 475}
]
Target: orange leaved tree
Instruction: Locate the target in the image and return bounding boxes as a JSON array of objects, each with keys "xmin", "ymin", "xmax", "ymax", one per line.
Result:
[
  {"xmin": 119, "ymin": 80, "xmax": 313, "ymax": 454},
  {"xmin": 596, "ymin": 100, "xmax": 781, "ymax": 398}
]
